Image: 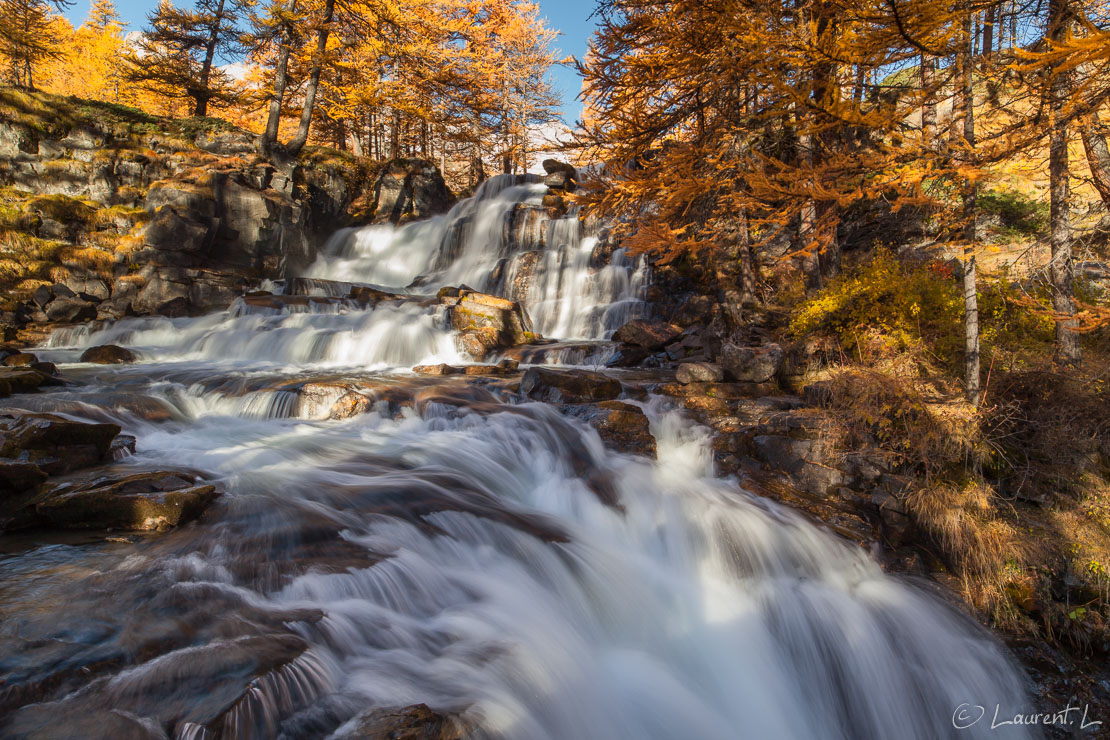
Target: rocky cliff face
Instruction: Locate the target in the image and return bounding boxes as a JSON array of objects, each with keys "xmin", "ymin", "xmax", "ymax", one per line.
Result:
[{"xmin": 0, "ymin": 90, "xmax": 453, "ymax": 334}]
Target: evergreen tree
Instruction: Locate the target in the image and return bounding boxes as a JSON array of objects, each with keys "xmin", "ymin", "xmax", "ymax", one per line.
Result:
[
  {"xmin": 125, "ymin": 0, "xmax": 245, "ymax": 116},
  {"xmin": 0, "ymin": 0, "xmax": 70, "ymax": 88}
]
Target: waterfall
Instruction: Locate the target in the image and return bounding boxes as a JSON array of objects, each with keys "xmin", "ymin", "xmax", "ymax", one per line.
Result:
[
  {"xmin": 307, "ymin": 173, "xmax": 648, "ymax": 341},
  {"xmin": 4, "ymin": 174, "xmax": 1043, "ymax": 739},
  {"xmin": 45, "ymin": 174, "xmax": 647, "ymax": 370}
]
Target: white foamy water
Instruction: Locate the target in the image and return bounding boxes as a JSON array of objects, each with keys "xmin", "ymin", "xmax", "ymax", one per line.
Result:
[{"xmin": 0, "ymin": 393, "xmax": 1035, "ymax": 739}]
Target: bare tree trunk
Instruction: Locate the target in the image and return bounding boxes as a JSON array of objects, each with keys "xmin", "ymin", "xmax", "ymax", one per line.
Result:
[
  {"xmin": 797, "ymin": 130, "xmax": 820, "ymax": 291},
  {"xmin": 390, "ymin": 109, "xmax": 401, "ymax": 159},
  {"xmin": 961, "ymin": 10, "xmax": 981, "ymax": 405},
  {"xmin": 195, "ymin": 0, "xmax": 227, "ymax": 117},
  {"xmin": 286, "ymin": 0, "xmax": 335, "ymax": 156},
  {"xmin": 981, "ymin": 5, "xmax": 995, "ymax": 62},
  {"xmin": 261, "ymin": 0, "xmax": 298, "ymax": 154},
  {"xmin": 921, "ymin": 55, "xmax": 937, "ymax": 148},
  {"xmin": 1049, "ymin": 0, "xmax": 1081, "ymax": 364},
  {"xmin": 1080, "ymin": 110, "xmax": 1110, "ymax": 209}
]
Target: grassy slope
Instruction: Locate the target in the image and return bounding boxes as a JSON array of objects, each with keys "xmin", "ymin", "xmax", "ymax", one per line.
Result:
[{"xmin": 0, "ymin": 87, "xmax": 375, "ymax": 304}]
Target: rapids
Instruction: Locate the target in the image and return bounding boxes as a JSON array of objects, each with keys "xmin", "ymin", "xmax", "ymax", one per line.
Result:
[{"xmin": 1, "ymin": 177, "xmax": 1037, "ymax": 739}]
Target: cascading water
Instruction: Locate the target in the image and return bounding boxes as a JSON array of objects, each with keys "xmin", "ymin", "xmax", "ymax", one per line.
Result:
[{"xmin": 1, "ymin": 176, "xmax": 1041, "ymax": 739}]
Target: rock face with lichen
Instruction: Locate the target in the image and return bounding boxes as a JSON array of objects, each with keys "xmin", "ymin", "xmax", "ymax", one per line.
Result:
[
  {"xmin": 438, "ymin": 286, "xmax": 536, "ymax": 359},
  {"xmin": 0, "ymin": 89, "xmax": 449, "ymax": 337}
]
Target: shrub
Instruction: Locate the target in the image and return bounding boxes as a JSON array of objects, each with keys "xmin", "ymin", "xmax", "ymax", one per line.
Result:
[
  {"xmin": 977, "ymin": 189, "xmax": 1049, "ymax": 238},
  {"xmin": 789, "ymin": 251, "xmax": 1054, "ymax": 373}
]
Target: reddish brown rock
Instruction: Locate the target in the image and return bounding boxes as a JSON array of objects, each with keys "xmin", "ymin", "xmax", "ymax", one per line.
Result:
[
  {"xmin": 35, "ymin": 471, "xmax": 220, "ymax": 531},
  {"xmin": 613, "ymin": 319, "xmax": 681, "ymax": 350},
  {"xmin": 0, "ymin": 413, "xmax": 121, "ymax": 475},
  {"xmin": 567, "ymin": 400, "xmax": 657, "ymax": 458},
  {"xmin": 439, "ymin": 287, "xmax": 534, "ymax": 347},
  {"xmin": 520, "ymin": 368, "xmax": 622, "ymax": 403},
  {"xmin": 80, "ymin": 344, "xmax": 138, "ymax": 364},
  {"xmin": 350, "ymin": 703, "xmax": 470, "ymax": 740},
  {"xmin": 2, "ymin": 352, "xmax": 36, "ymax": 367},
  {"xmin": 414, "ymin": 364, "xmax": 463, "ymax": 376}
]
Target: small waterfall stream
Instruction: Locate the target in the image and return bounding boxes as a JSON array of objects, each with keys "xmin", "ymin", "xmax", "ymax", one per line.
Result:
[{"xmin": 0, "ymin": 177, "xmax": 1038, "ymax": 739}]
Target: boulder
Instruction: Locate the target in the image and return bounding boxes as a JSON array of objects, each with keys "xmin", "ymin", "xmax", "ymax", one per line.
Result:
[
  {"xmin": 0, "ymin": 367, "xmax": 47, "ymax": 395},
  {"xmin": 31, "ymin": 284, "xmax": 53, "ymax": 307},
  {"xmin": 613, "ymin": 319, "xmax": 681, "ymax": 350},
  {"xmin": 413, "ymin": 364, "xmax": 463, "ymax": 376},
  {"xmin": 720, "ymin": 342, "xmax": 784, "ymax": 383},
  {"xmin": 440, "ymin": 288, "xmax": 534, "ymax": 347},
  {"xmin": 566, "ymin": 400, "xmax": 657, "ymax": 458},
  {"xmin": 542, "ymin": 159, "xmax": 577, "ymax": 179},
  {"xmin": 349, "ymin": 704, "xmax": 470, "ymax": 740},
  {"xmin": 31, "ymin": 361, "xmax": 58, "ymax": 377},
  {"xmin": 0, "ymin": 413, "xmax": 121, "ymax": 475},
  {"xmin": 519, "ymin": 368, "xmax": 622, "ymax": 403},
  {"xmin": 752, "ymin": 435, "xmax": 844, "ymax": 495},
  {"xmin": 372, "ymin": 158, "xmax": 453, "ymax": 224},
  {"xmin": 44, "ymin": 296, "xmax": 98, "ymax": 323},
  {"xmin": 544, "ymin": 170, "xmax": 576, "ymax": 192},
  {"xmin": 0, "ymin": 459, "xmax": 47, "ymax": 496},
  {"xmin": 330, "ymin": 391, "xmax": 371, "ymax": 420},
  {"xmin": 80, "ymin": 345, "xmax": 137, "ymax": 364},
  {"xmin": 35, "ymin": 471, "xmax": 220, "ymax": 531},
  {"xmin": 676, "ymin": 362, "xmax": 724, "ymax": 384},
  {"xmin": 2, "ymin": 352, "xmax": 36, "ymax": 367},
  {"xmin": 457, "ymin": 327, "xmax": 501, "ymax": 361}
]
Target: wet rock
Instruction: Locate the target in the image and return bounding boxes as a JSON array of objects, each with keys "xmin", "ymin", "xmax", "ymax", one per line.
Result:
[
  {"xmin": 541, "ymin": 193, "xmax": 565, "ymax": 213},
  {"xmin": 2, "ymin": 352, "xmax": 36, "ymax": 367},
  {"xmin": 79, "ymin": 344, "xmax": 137, "ymax": 364},
  {"xmin": 520, "ymin": 368, "xmax": 622, "ymax": 403},
  {"xmin": 457, "ymin": 327, "xmax": 501, "ymax": 361},
  {"xmin": 348, "ymin": 285, "xmax": 407, "ymax": 306},
  {"xmin": 414, "ymin": 364, "xmax": 463, "ymax": 376},
  {"xmin": 720, "ymin": 342, "xmax": 784, "ymax": 383},
  {"xmin": 0, "ymin": 413, "xmax": 121, "ymax": 475},
  {"xmin": 110, "ymin": 434, "xmax": 137, "ymax": 459},
  {"xmin": 0, "ymin": 367, "xmax": 47, "ymax": 395},
  {"xmin": 440, "ymin": 287, "xmax": 534, "ymax": 347},
  {"xmin": 0, "ymin": 459, "xmax": 47, "ymax": 496},
  {"xmin": 30, "ymin": 361, "xmax": 58, "ymax": 377},
  {"xmin": 348, "ymin": 703, "xmax": 470, "ymax": 740},
  {"xmin": 35, "ymin": 471, "xmax": 220, "ymax": 531},
  {"xmin": 613, "ymin": 319, "xmax": 681, "ymax": 350},
  {"xmin": 606, "ymin": 345, "xmax": 651, "ymax": 368},
  {"xmin": 567, "ymin": 400, "xmax": 657, "ymax": 458},
  {"xmin": 43, "ymin": 296, "xmax": 98, "ymax": 323},
  {"xmin": 463, "ymin": 360, "xmax": 518, "ymax": 376},
  {"xmin": 330, "ymin": 391, "xmax": 371, "ymax": 420},
  {"xmin": 676, "ymin": 362, "xmax": 724, "ymax": 384}
]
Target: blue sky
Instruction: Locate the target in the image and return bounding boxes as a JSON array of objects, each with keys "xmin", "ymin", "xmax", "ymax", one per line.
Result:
[{"xmin": 64, "ymin": 0, "xmax": 597, "ymax": 124}]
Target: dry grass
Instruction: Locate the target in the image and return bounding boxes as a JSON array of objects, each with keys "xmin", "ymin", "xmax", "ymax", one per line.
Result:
[{"xmin": 818, "ymin": 360, "xmax": 1110, "ymax": 653}]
